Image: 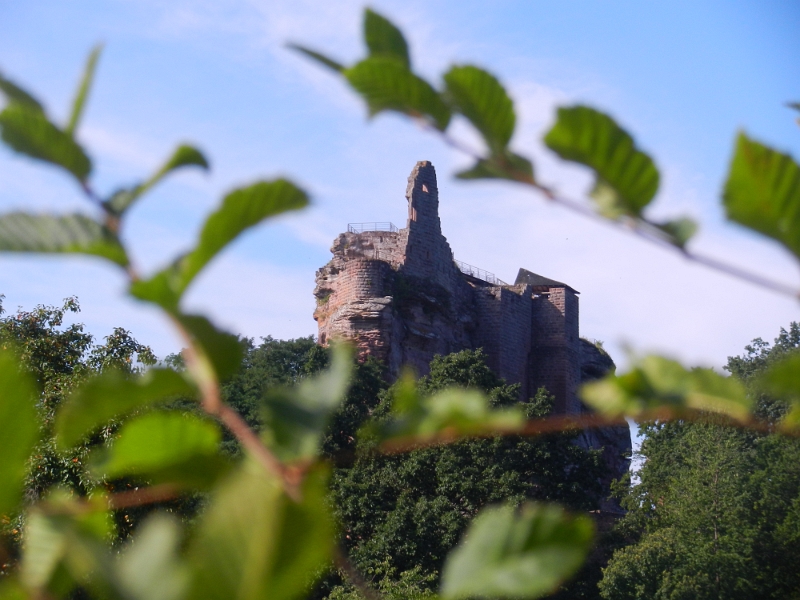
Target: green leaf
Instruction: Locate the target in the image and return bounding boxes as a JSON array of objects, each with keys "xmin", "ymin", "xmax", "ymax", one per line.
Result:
[
  {"xmin": 131, "ymin": 179, "xmax": 308, "ymax": 308},
  {"xmin": 722, "ymin": 132, "xmax": 800, "ymax": 259},
  {"xmin": 261, "ymin": 344, "xmax": 352, "ymax": 461},
  {"xmin": 20, "ymin": 512, "xmax": 69, "ymax": 591},
  {"xmin": 364, "ymin": 8, "xmax": 410, "ymax": 68},
  {"xmin": 580, "ymin": 355, "xmax": 752, "ymax": 421},
  {"xmin": 370, "ymin": 374, "xmax": 524, "ymax": 445},
  {"xmin": 758, "ymin": 354, "xmax": 800, "ymax": 429},
  {"xmin": 105, "ymin": 144, "xmax": 210, "ymax": 215},
  {"xmin": 187, "ymin": 462, "xmax": 334, "ymax": 600},
  {"xmin": 0, "ymin": 103, "xmax": 92, "ymax": 182},
  {"xmin": 344, "ymin": 57, "xmax": 451, "ymax": 130},
  {"xmin": 55, "ymin": 368, "xmax": 195, "ymax": 450},
  {"xmin": 0, "ymin": 212, "xmax": 128, "ymax": 266},
  {"xmin": 0, "ymin": 580, "xmax": 27, "ymax": 600},
  {"xmin": 456, "ymin": 151, "xmax": 534, "ymax": 182},
  {"xmin": 544, "ymin": 105, "xmax": 659, "ymax": 217},
  {"xmin": 0, "ymin": 73, "xmax": 44, "ymax": 111},
  {"xmin": 653, "ymin": 217, "xmax": 698, "ymax": 248},
  {"xmin": 117, "ymin": 514, "xmax": 190, "ymax": 600},
  {"xmin": 21, "ymin": 507, "xmax": 113, "ymax": 596},
  {"xmin": 440, "ymin": 502, "xmax": 594, "ymax": 599},
  {"xmin": 66, "ymin": 44, "xmax": 102, "ymax": 136},
  {"xmin": 444, "ymin": 65, "xmax": 515, "ymax": 154},
  {"xmin": 174, "ymin": 313, "xmax": 244, "ymax": 381},
  {"xmin": 0, "ymin": 349, "xmax": 38, "ymax": 518},
  {"xmin": 287, "ymin": 43, "xmax": 345, "ymax": 72},
  {"xmin": 91, "ymin": 411, "xmax": 227, "ymax": 487}
]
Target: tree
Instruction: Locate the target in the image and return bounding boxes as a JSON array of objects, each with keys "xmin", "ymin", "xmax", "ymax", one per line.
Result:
[
  {"xmin": 599, "ymin": 325, "xmax": 800, "ymax": 599},
  {"xmin": 0, "ymin": 297, "xmax": 157, "ymax": 567},
  {"xmin": 325, "ymin": 349, "xmax": 604, "ymax": 598},
  {"xmin": 1, "ymin": 8, "xmax": 800, "ymax": 600}
]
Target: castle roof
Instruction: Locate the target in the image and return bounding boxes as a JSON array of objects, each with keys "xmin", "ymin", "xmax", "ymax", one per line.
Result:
[{"xmin": 515, "ymin": 268, "xmax": 579, "ymax": 294}]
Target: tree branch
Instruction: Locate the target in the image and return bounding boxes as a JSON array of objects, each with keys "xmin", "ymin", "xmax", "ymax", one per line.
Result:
[{"xmin": 418, "ymin": 120, "xmax": 800, "ymax": 301}]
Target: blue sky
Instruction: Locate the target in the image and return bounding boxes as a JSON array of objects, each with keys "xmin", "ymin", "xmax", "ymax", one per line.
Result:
[{"xmin": 1, "ymin": 0, "xmax": 799, "ymax": 371}]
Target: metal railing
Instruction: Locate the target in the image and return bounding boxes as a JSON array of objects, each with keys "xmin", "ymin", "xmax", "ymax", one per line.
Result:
[
  {"xmin": 454, "ymin": 259, "xmax": 508, "ymax": 286},
  {"xmin": 347, "ymin": 222, "xmax": 399, "ymax": 234}
]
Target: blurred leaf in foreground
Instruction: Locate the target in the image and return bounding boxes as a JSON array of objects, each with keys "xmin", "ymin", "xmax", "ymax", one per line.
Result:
[
  {"xmin": 55, "ymin": 367, "xmax": 195, "ymax": 450},
  {"xmin": 0, "ymin": 212, "xmax": 127, "ymax": 266},
  {"xmin": 363, "ymin": 8, "xmax": 410, "ymax": 68},
  {"xmin": 90, "ymin": 411, "xmax": 229, "ymax": 488},
  {"xmin": 440, "ymin": 502, "xmax": 594, "ymax": 599},
  {"xmin": 131, "ymin": 179, "xmax": 308, "ymax": 309},
  {"xmin": 187, "ymin": 462, "xmax": 334, "ymax": 600},
  {"xmin": 0, "ymin": 103, "xmax": 92, "ymax": 183},
  {"xmin": 759, "ymin": 353, "xmax": 800, "ymax": 429},
  {"xmin": 0, "ymin": 348, "xmax": 39, "ymax": 518},
  {"xmin": 723, "ymin": 132, "xmax": 800, "ymax": 261},
  {"xmin": 262, "ymin": 344, "xmax": 352, "ymax": 461},
  {"xmin": 545, "ymin": 105, "xmax": 659, "ymax": 219},
  {"xmin": 444, "ymin": 64, "xmax": 515, "ymax": 155},
  {"xmin": 581, "ymin": 354, "xmax": 752, "ymax": 421},
  {"xmin": 368, "ymin": 373, "xmax": 524, "ymax": 446},
  {"xmin": 345, "ymin": 57, "xmax": 451, "ymax": 131}
]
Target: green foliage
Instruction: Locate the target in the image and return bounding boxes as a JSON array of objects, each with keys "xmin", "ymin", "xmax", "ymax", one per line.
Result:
[
  {"xmin": 65, "ymin": 44, "xmax": 102, "ymax": 136},
  {"xmin": 723, "ymin": 132, "xmax": 800, "ymax": 260},
  {"xmin": 3, "ymin": 21, "xmax": 800, "ymax": 600},
  {"xmin": 330, "ymin": 350, "xmax": 604, "ymax": 595},
  {"xmin": 455, "ymin": 150, "xmax": 534, "ymax": 182},
  {"xmin": 0, "ymin": 103, "xmax": 92, "ymax": 183},
  {"xmin": 443, "ymin": 65, "xmax": 515, "ymax": 155},
  {"xmin": 186, "ymin": 463, "xmax": 334, "ymax": 600},
  {"xmin": 344, "ymin": 58, "xmax": 451, "ymax": 130},
  {"xmin": 325, "ymin": 562, "xmax": 437, "ymax": 600},
  {"xmin": 105, "ymin": 144, "xmax": 209, "ymax": 216},
  {"xmin": 90, "ymin": 412, "xmax": 224, "ymax": 486},
  {"xmin": 544, "ymin": 105, "xmax": 659, "ymax": 218},
  {"xmin": 55, "ymin": 368, "xmax": 194, "ymax": 449},
  {"xmin": 0, "ymin": 73, "xmax": 44, "ymax": 111},
  {"xmin": 261, "ymin": 345, "xmax": 352, "ymax": 461},
  {"xmin": 441, "ymin": 503, "xmax": 594, "ymax": 599},
  {"xmin": 173, "ymin": 313, "xmax": 244, "ymax": 380},
  {"xmin": 0, "ymin": 348, "xmax": 39, "ymax": 518},
  {"xmin": 0, "ymin": 212, "xmax": 128, "ymax": 265},
  {"xmin": 363, "ymin": 8, "xmax": 410, "ymax": 68},
  {"xmin": 581, "ymin": 354, "xmax": 752, "ymax": 422},
  {"xmin": 600, "ymin": 327, "xmax": 800, "ymax": 599},
  {"xmin": 368, "ymin": 373, "xmax": 524, "ymax": 444},
  {"xmin": 132, "ymin": 180, "xmax": 308, "ymax": 310},
  {"xmin": 222, "ymin": 336, "xmax": 322, "ymax": 431},
  {"xmin": 115, "ymin": 514, "xmax": 189, "ymax": 600}
]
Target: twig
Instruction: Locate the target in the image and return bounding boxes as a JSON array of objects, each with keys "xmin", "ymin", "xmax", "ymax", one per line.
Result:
[
  {"xmin": 39, "ymin": 484, "xmax": 182, "ymax": 516},
  {"xmin": 376, "ymin": 409, "xmax": 795, "ymax": 455},
  {"xmin": 333, "ymin": 546, "xmax": 385, "ymax": 600},
  {"xmin": 419, "ymin": 121, "xmax": 800, "ymax": 300},
  {"xmin": 216, "ymin": 403, "xmax": 302, "ymax": 501}
]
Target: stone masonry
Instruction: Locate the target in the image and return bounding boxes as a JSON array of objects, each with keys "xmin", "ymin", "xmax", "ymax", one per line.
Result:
[{"xmin": 314, "ymin": 161, "xmax": 631, "ymax": 493}]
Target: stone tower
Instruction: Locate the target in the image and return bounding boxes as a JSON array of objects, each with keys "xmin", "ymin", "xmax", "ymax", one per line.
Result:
[
  {"xmin": 313, "ymin": 160, "xmax": 632, "ymax": 502},
  {"xmin": 316, "ymin": 160, "xmax": 588, "ymax": 414}
]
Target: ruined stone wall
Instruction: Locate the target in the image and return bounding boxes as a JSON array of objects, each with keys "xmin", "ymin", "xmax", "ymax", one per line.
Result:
[
  {"xmin": 473, "ymin": 284, "xmax": 533, "ymax": 398},
  {"xmin": 316, "ymin": 160, "xmax": 580, "ymax": 413},
  {"xmin": 529, "ymin": 287, "xmax": 581, "ymax": 413},
  {"xmin": 313, "ymin": 159, "xmax": 632, "ymax": 493}
]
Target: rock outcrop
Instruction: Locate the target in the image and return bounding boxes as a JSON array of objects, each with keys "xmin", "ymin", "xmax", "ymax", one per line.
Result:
[{"xmin": 314, "ymin": 161, "xmax": 632, "ymax": 491}]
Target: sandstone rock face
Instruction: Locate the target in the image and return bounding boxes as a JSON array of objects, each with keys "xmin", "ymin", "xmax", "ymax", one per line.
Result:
[
  {"xmin": 314, "ymin": 161, "xmax": 632, "ymax": 487},
  {"xmin": 577, "ymin": 339, "xmax": 633, "ymax": 512}
]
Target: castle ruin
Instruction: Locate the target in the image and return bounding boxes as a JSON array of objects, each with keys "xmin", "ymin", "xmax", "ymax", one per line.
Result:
[{"xmin": 313, "ymin": 161, "xmax": 631, "ymax": 489}]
